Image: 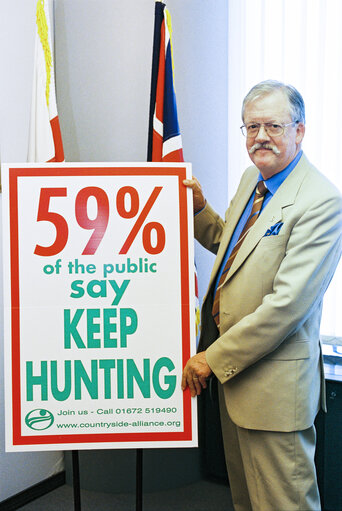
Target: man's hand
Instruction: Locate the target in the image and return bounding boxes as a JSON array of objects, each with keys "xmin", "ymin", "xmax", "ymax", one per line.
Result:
[
  {"xmin": 183, "ymin": 176, "xmax": 206, "ymax": 214},
  {"xmin": 181, "ymin": 351, "xmax": 212, "ymax": 397}
]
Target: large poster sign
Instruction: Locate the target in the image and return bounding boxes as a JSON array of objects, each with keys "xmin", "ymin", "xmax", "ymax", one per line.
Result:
[{"xmin": 2, "ymin": 163, "xmax": 197, "ymax": 451}]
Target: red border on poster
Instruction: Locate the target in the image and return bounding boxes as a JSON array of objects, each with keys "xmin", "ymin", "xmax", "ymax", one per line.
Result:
[{"xmin": 8, "ymin": 166, "xmax": 193, "ymax": 446}]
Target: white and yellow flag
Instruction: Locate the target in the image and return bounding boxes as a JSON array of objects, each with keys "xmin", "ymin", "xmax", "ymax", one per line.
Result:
[{"xmin": 27, "ymin": 0, "xmax": 64, "ymax": 162}]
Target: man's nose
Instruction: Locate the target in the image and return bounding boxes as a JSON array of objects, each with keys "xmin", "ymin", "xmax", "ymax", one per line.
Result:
[{"xmin": 255, "ymin": 125, "xmax": 270, "ymax": 142}]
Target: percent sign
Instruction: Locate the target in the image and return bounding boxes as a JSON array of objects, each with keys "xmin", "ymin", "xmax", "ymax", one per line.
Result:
[
  {"xmin": 34, "ymin": 185, "xmax": 165, "ymax": 256},
  {"xmin": 116, "ymin": 186, "xmax": 165, "ymax": 255}
]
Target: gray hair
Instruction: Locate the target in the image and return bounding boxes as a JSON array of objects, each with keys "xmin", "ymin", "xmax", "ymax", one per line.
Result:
[{"xmin": 242, "ymin": 80, "xmax": 305, "ymax": 124}]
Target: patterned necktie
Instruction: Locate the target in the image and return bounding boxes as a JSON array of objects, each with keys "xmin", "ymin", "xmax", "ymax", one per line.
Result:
[{"xmin": 212, "ymin": 180, "xmax": 268, "ymax": 327}]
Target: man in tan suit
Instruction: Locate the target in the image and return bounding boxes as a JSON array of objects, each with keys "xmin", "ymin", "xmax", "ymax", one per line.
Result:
[{"xmin": 182, "ymin": 80, "xmax": 342, "ymax": 511}]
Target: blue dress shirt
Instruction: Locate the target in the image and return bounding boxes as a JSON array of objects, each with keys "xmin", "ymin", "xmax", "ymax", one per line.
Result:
[{"xmin": 213, "ymin": 150, "xmax": 303, "ymax": 295}]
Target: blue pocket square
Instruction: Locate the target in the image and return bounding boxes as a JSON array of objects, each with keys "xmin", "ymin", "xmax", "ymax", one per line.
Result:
[{"xmin": 264, "ymin": 222, "xmax": 283, "ymax": 236}]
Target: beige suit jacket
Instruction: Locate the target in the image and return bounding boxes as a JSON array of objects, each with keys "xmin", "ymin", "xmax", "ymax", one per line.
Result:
[{"xmin": 195, "ymin": 154, "xmax": 342, "ymax": 432}]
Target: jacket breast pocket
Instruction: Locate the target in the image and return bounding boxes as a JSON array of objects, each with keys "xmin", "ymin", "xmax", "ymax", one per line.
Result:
[
  {"xmin": 258, "ymin": 233, "xmax": 287, "ymax": 250},
  {"xmin": 253, "ymin": 234, "xmax": 287, "ymax": 295}
]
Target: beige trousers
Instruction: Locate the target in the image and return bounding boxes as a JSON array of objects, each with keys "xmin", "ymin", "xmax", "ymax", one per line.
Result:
[{"xmin": 218, "ymin": 384, "xmax": 321, "ymax": 511}]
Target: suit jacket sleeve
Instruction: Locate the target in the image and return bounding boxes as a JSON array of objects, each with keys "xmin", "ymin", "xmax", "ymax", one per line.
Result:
[{"xmin": 194, "ymin": 201, "xmax": 225, "ymax": 255}]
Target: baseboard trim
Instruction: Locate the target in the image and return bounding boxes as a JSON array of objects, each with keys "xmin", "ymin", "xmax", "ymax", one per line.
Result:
[{"xmin": 0, "ymin": 471, "xmax": 66, "ymax": 511}]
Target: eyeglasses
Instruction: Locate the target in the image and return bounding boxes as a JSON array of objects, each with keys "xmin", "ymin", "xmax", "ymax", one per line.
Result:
[{"xmin": 240, "ymin": 121, "xmax": 299, "ymax": 138}]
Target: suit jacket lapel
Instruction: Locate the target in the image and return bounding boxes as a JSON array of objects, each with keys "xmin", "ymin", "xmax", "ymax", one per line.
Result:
[
  {"xmin": 224, "ymin": 154, "xmax": 310, "ymax": 284},
  {"xmin": 206, "ymin": 172, "xmax": 258, "ymax": 292}
]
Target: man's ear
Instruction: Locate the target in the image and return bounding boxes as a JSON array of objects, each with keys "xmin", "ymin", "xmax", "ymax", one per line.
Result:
[{"xmin": 295, "ymin": 122, "xmax": 305, "ymax": 145}]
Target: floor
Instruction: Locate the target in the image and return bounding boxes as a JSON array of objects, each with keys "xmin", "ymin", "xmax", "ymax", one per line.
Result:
[{"xmin": 18, "ymin": 480, "xmax": 234, "ymax": 511}]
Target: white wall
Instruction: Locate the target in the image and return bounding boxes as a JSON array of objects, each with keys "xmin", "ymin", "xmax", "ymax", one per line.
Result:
[
  {"xmin": 0, "ymin": 0, "xmax": 64, "ymax": 502},
  {"xmin": 0, "ymin": 0, "xmax": 228, "ymax": 500}
]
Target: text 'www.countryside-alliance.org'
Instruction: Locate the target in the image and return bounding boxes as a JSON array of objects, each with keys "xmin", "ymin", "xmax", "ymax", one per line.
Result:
[{"xmin": 56, "ymin": 420, "xmax": 182, "ymax": 429}]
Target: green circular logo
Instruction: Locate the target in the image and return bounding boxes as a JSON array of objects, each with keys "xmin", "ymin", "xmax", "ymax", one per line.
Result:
[{"xmin": 25, "ymin": 409, "xmax": 54, "ymax": 430}]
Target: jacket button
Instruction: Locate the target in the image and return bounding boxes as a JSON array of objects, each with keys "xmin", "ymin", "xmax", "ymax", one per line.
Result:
[{"xmin": 224, "ymin": 367, "xmax": 237, "ymax": 377}]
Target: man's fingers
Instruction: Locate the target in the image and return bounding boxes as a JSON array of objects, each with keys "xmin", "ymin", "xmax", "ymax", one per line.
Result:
[
  {"xmin": 198, "ymin": 375, "xmax": 207, "ymax": 389},
  {"xmin": 187, "ymin": 379, "xmax": 196, "ymax": 397},
  {"xmin": 183, "ymin": 177, "xmax": 201, "ymax": 192},
  {"xmin": 183, "ymin": 177, "xmax": 206, "ymax": 213},
  {"xmin": 182, "ymin": 370, "xmax": 204, "ymax": 396},
  {"xmin": 181, "ymin": 372, "xmax": 188, "ymax": 391},
  {"xmin": 188, "ymin": 376, "xmax": 202, "ymax": 397},
  {"xmin": 193, "ymin": 378, "xmax": 202, "ymax": 396}
]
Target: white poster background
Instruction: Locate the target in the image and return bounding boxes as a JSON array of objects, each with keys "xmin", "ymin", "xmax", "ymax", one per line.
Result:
[{"xmin": 2, "ymin": 163, "xmax": 197, "ymax": 451}]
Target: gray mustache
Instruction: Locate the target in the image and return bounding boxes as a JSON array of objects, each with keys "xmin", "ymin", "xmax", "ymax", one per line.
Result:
[{"xmin": 249, "ymin": 143, "xmax": 281, "ymax": 155}]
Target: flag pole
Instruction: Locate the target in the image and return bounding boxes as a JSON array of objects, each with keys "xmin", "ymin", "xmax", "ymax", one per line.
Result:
[
  {"xmin": 72, "ymin": 450, "xmax": 81, "ymax": 511},
  {"xmin": 136, "ymin": 449, "xmax": 143, "ymax": 511},
  {"xmin": 147, "ymin": 1, "xmax": 165, "ymax": 162},
  {"xmin": 136, "ymin": 3, "xmax": 166, "ymax": 509}
]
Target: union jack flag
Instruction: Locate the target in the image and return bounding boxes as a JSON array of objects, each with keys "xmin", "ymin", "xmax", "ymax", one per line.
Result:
[
  {"xmin": 148, "ymin": 1, "xmax": 200, "ymax": 337},
  {"xmin": 147, "ymin": 1, "xmax": 184, "ymax": 162}
]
